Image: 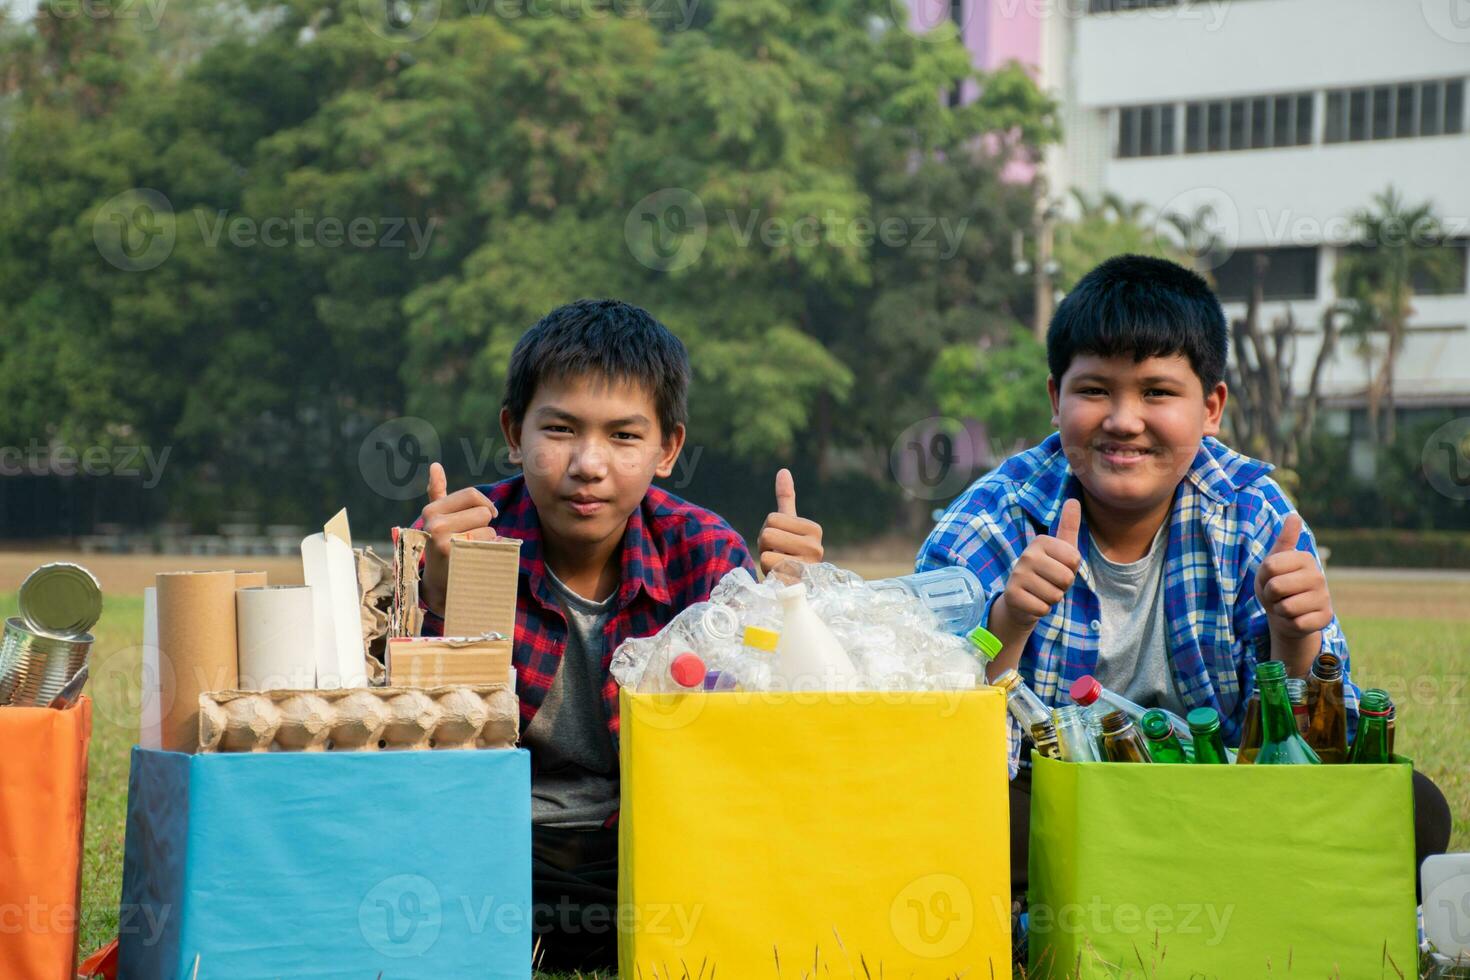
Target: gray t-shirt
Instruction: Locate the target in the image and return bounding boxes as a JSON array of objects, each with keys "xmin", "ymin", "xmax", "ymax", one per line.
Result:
[
  {"xmin": 1089, "ymin": 520, "xmax": 1188, "ymax": 716},
  {"xmin": 522, "ymin": 569, "xmax": 620, "ymax": 830}
]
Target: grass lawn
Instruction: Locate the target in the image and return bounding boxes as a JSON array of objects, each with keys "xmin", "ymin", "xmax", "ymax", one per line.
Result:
[{"xmin": 2, "ymin": 575, "xmax": 1464, "ymax": 977}]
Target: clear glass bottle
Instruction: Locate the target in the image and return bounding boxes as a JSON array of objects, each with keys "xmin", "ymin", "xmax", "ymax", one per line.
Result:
[
  {"xmin": 1068, "ymin": 674, "xmax": 1195, "ymax": 755},
  {"xmin": 1053, "ymin": 705, "xmax": 1101, "ymax": 762},
  {"xmin": 1286, "ymin": 677, "xmax": 1309, "ymax": 735},
  {"xmin": 994, "ymin": 669, "xmax": 1061, "ymax": 760}
]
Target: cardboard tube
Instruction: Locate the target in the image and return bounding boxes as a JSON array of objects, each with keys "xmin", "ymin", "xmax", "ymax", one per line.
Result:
[
  {"xmin": 157, "ymin": 571, "xmax": 240, "ymax": 753},
  {"xmin": 235, "ymin": 570, "xmax": 269, "ymax": 589}
]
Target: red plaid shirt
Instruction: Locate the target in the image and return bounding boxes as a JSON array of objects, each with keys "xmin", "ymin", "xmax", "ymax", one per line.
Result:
[{"xmin": 415, "ymin": 475, "xmax": 754, "ymax": 745}]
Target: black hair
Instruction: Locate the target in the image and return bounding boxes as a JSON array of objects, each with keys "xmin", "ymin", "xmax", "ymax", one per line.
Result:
[
  {"xmin": 502, "ymin": 298, "xmax": 690, "ymax": 436},
  {"xmin": 1046, "ymin": 254, "xmax": 1229, "ymax": 390}
]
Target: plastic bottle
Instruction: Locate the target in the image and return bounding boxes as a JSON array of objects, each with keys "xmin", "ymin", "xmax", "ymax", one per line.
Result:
[
  {"xmin": 1068, "ymin": 675, "xmax": 1195, "ymax": 755},
  {"xmin": 870, "ymin": 566, "xmax": 985, "ymax": 635},
  {"xmin": 771, "ymin": 583, "xmax": 860, "ymax": 691},
  {"xmin": 669, "ymin": 652, "xmax": 707, "ymax": 690}
]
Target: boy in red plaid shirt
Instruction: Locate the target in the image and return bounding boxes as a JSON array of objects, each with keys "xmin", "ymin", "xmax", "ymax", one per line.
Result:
[{"xmin": 412, "ymin": 298, "xmax": 822, "ymax": 971}]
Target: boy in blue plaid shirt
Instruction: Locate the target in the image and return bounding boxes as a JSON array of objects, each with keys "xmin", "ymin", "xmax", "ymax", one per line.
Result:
[{"xmin": 917, "ymin": 255, "xmax": 1450, "ymax": 898}]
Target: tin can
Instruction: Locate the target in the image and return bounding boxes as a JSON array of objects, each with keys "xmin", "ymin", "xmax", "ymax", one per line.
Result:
[
  {"xmin": 0, "ymin": 617, "xmax": 93, "ymax": 707},
  {"xmin": 18, "ymin": 562, "xmax": 103, "ymax": 638}
]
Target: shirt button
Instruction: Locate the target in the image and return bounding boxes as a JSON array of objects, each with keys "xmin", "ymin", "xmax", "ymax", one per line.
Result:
[{"xmin": 1090, "ymin": 620, "xmax": 1101, "ymax": 632}]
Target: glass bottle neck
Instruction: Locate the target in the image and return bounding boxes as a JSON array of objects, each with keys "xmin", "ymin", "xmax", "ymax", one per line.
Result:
[{"xmin": 1260, "ymin": 674, "xmax": 1299, "ymax": 742}]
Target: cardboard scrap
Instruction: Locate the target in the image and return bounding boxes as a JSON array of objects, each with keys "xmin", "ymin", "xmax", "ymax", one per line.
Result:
[
  {"xmin": 387, "ymin": 634, "xmax": 514, "ymax": 688},
  {"xmin": 443, "ymin": 537, "xmax": 522, "ymax": 640}
]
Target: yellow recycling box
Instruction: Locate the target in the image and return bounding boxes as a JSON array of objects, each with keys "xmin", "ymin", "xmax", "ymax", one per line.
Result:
[{"xmin": 618, "ymin": 687, "xmax": 1011, "ymax": 979}]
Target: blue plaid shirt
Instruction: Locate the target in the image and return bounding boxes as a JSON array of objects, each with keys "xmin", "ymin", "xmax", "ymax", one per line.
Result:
[{"xmin": 917, "ymin": 433, "xmax": 1357, "ymax": 774}]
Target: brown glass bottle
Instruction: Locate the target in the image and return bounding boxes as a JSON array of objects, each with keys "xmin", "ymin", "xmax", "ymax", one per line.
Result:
[
  {"xmin": 1100, "ymin": 710, "xmax": 1152, "ymax": 763},
  {"xmin": 1236, "ymin": 690, "xmax": 1262, "ymax": 764},
  {"xmin": 1305, "ymin": 652, "xmax": 1348, "ymax": 764}
]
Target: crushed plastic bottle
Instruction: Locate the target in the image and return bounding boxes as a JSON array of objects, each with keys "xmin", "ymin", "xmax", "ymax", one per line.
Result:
[{"xmin": 870, "ymin": 566, "xmax": 986, "ymax": 636}]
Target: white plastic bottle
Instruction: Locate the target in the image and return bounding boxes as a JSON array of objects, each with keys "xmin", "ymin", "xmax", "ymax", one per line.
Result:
[{"xmin": 771, "ymin": 583, "xmax": 860, "ymax": 691}]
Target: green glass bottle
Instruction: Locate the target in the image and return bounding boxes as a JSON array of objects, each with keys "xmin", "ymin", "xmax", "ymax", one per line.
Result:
[
  {"xmin": 1348, "ymin": 688, "xmax": 1393, "ymax": 764},
  {"xmin": 993, "ymin": 669, "xmax": 1061, "ymax": 760},
  {"xmin": 1385, "ymin": 696, "xmax": 1397, "ymax": 756},
  {"xmin": 1186, "ymin": 707, "xmax": 1231, "ymax": 764},
  {"xmin": 1304, "ymin": 652, "xmax": 1348, "ymax": 764},
  {"xmin": 1253, "ymin": 661, "xmax": 1321, "ymax": 765},
  {"xmin": 1100, "ymin": 710, "xmax": 1152, "ymax": 763},
  {"xmin": 1139, "ymin": 709, "xmax": 1186, "ymax": 763}
]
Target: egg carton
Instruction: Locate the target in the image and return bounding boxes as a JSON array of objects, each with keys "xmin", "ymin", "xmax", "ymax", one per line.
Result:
[{"xmin": 198, "ymin": 685, "xmax": 519, "ymax": 753}]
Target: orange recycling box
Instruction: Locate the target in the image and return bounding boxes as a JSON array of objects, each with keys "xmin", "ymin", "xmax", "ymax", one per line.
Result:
[
  {"xmin": 618, "ymin": 688, "xmax": 1011, "ymax": 979},
  {"xmin": 0, "ymin": 698, "xmax": 93, "ymax": 980}
]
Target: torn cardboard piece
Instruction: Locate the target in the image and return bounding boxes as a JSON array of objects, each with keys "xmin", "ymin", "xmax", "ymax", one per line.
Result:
[
  {"xmin": 443, "ymin": 537, "xmax": 522, "ymax": 639},
  {"xmin": 387, "ymin": 635, "xmax": 514, "ymax": 688},
  {"xmin": 390, "ymin": 526, "xmax": 430, "ymax": 639}
]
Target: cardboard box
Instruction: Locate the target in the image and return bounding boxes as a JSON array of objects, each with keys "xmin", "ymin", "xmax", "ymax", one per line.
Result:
[
  {"xmin": 387, "ymin": 635, "xmax": 515, "ymax": 688},
  {"xmin": 618, "ymin": 688, "xmax": 1011, "ymax": 979},
  {"xmin": 1027, "ymin": 754, "xmax": 1417, "ymax": 978},
  {"xmin": 0, "ymin": 699, "xmax": 91, "ymax": 980},
  {"xmin": 443, "ymin": 537, "xmax": 522, "ymax": 640},
  {"xmin": 118, "ymin": 746, "xmax": 532, "ymax": 979}
]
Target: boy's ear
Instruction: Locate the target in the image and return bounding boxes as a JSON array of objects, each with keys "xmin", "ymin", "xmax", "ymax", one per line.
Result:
[
  {"xmin": 500, "ymin": 407, "xmax": 523, "ymax": 465},
  {"xmin": 1202, "ymin": 381, "xmax": 1228, "ymax": 437},
  {"xmin": 1047, "ymin": 375, "xmax": 1061, "ymax": 428},
  {"xmin": 653, "ymin": 422, "xmax": 687, "ymax": 479}
]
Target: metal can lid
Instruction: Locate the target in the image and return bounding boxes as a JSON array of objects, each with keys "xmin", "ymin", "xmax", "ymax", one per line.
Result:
[{"xmin": 18, "ymin": 562, "xmax": 102, "ymax": 638}]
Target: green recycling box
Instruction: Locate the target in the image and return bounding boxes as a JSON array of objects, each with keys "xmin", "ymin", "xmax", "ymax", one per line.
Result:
[{"xmin": 1027, "ymin": 754, "xmax": 1417, "ymax": 979}]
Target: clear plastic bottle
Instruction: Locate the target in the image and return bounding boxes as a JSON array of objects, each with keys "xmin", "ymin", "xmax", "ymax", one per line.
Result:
[
  {"xmin": 772, "ymin": 583, "xmax": 860, "ymax": 691},
  {"xmin": 1068, "ymin": 675, "xmax": 1195, "ymax": 755},
  {"xmin": 870, "ymin": 566, "xmax": 985, "ymax": 635}
]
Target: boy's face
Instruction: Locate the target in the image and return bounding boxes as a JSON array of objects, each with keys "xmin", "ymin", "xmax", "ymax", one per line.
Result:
[
  {"xmin": 502, "ymin": 373, "xmax": 685, "ymax": 554},
  {"xmin": 1048, "ymin": 353, "xmax": 1227, "ymax": 517}
]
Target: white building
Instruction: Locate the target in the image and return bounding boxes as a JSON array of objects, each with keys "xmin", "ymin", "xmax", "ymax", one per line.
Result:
[{"xmin": 925, "ymin": 0, "xmax": 1470, "ymax": 468}]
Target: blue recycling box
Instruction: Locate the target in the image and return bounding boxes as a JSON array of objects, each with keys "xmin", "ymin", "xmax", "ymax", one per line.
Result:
[{"xmin": 118, "ymin": 746, "xmax": 531, "ymax": 979}]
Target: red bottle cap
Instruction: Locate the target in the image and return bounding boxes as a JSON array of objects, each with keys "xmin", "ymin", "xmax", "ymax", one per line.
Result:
[
  {"xmin": 1069, "ymin": 675, "xmax": 1102, "ymax": 707},
  {"xmin": 670, "ymin": 652, "xmax": 707, "ymax": 689}
]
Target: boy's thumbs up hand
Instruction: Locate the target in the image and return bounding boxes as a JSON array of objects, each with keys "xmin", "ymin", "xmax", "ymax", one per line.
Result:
[
  {"xmin": 1255, "ymin": 513, "xmax": 1333, "ymax": 640},
  {"xmin": 757, "ymin": 468, "xmax": 824, "ymax": 575},
  {"xmin": 419, "ymin": 461, "xmax": 498, "ymax": 616},
  {"xmin": 994, "ymin": 498, "xmax": 1084, "ymax": 632}
]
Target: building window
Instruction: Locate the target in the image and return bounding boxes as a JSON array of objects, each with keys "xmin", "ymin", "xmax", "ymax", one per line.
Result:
[
  {"xmin": 1183, "ymin": 92, "xmax": 1314, "ymax": 154},
  {"xmin": 1325, "ymin": 78, "xmax": 1465, "ymax": 143},
  {"xmin": 1116, "ymin": 103, "xmax": 1175, "ymax": 158},
  {"xmin": 1089, "ymin": 0, "xmax": 1176, "ymax": 11},
  {"xmin": 1213, "ymin": 247, "xmax": 1320, "ymax": 303}
]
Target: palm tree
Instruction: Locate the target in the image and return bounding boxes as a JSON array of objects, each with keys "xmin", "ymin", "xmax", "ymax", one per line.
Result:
[{"xmin": 1334, "ymin": 188, "xmax": 1461, "ymax": 447}]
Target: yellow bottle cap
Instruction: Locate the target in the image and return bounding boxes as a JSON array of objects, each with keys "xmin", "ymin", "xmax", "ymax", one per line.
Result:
[{"xmin": 742, "ymin": 625, "xmax": 779, "ymax": 652}]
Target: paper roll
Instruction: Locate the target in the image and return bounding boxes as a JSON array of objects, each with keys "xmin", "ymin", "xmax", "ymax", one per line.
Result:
[
  {"xmin": 236, "ymin": 586, "xmax": 316, "ymax": 691},
  {"xmin": 157, "ymin": 570, "xmax": 240, "ymax": 753},
  {"xmin": 140, "ymin": 587, "xmax": 162, "ymax": 750}
]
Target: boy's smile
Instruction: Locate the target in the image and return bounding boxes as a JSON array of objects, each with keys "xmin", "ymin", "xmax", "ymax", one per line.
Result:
[{"xmin": 1049, "ymin": 353, "xmax": 1227, "ymax": 523}]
